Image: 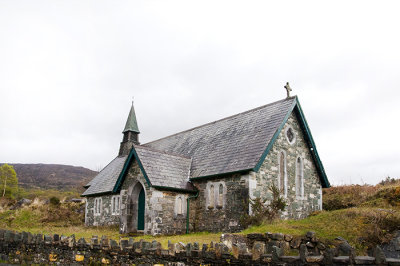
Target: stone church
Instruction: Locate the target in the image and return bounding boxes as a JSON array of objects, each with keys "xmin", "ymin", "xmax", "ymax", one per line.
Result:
[{"xmin": 82, "ymin": 92, "xmax": 330, "ymax": 235}]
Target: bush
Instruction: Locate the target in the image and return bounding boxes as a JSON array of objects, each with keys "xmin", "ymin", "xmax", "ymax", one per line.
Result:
[
  {"xmin": 240, "ymin": 184, "xmax": 286, "ymax": 228},
  {"xmin": 49, "ymin": 197, "xmax": 60, "ymax": 206}
]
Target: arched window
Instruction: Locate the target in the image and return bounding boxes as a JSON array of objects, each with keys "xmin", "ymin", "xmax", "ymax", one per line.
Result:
[
  {"xmin": 94, "ymin": 197, "xmax": 102, "ymax": 215},
  {"xmin": 209, "ymin": 185, "xmax": 215, "ymax": 208},
  {"xmin": 218, "ymin": 183, "xmax": 224, "ymax": 207},
  {"xmin": 296, "ymin": 157, "xmax": 304, "ymax": 198},
  {"xmin": 177, "ymin": 196, "xmax": 183, "ymax": 215},
  {"xmin": 111, "ymin": 195, "xmax": 121, "ymax": 215},
  {"xmin": 279, "ymin": 151, "xmax": 287, "ymax": 197}
]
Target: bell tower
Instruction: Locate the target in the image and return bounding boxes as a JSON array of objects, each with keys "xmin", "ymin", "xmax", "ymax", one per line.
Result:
[{"xmin": 119, "ymin": 102, "xmax": 140, "ymax": 156}]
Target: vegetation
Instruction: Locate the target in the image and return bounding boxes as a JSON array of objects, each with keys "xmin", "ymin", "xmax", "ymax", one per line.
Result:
[
  {"xmin": 240, "ymin": 184, "xmax": 286, "ymax": 227},
  {"xmin": 0, "ymin": 164, "xmax": 18, "ymax": 199},
  {"xmin": 0, "ymin": 175, "xmax": 399, "ymax": 253}
]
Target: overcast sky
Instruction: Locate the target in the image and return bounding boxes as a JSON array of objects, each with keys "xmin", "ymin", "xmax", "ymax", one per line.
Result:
[{"xmin": 1, "ymin": 0, "xmax": 399, "ymax": 185}]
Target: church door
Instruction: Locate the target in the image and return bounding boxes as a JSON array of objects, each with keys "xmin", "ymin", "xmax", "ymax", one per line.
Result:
[{"xmin": 137, "ymin": 187, "xmax": 145, "ymax": 230}]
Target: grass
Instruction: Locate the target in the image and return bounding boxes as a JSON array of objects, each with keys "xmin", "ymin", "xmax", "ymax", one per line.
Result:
[{"xmin": 1, "ymin": 181, "xmax": 400, "ymax": 253}]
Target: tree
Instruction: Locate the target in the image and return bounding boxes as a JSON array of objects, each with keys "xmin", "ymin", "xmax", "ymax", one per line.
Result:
[{"xmin": 0, "ymin": 164, "xmax": 18, "ymax": 198}]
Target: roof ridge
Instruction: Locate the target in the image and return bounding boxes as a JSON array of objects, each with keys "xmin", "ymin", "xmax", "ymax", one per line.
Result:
[
  {"xmin": 134, "ymin": 144, "xmax": 192, "ymax": 160},
  {"xmin": 144, "ymin": 96, "xmax": 297, "ymax": 146}
]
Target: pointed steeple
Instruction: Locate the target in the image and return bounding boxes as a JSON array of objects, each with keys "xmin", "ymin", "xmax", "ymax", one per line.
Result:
[
  {"xmin": 119, "ymin": 102, "xmax": 140, "ymax": 156},
  {"xmin": 123, "ymin": 102, "xmax": 140, "ymax": 133}
]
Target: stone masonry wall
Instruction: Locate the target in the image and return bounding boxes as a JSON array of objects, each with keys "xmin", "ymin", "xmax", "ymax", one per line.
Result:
[
  {"xmin": 85, "ymin": 195, "xmax": 120, "ymax": 227},
  {"xmin": 252, "ymin": 112, "xmax": 323, "ymax": 219},
  {"xmin": 191, "ymin": 173, "xmax": 249, "ymax": 233},
  {"xmin": 120, "ymin": 160, "xmax": 188, "ymax": 235},
  {"xmin": 1, "ymin": 229, "xmax": 398, "ymax": 265}
]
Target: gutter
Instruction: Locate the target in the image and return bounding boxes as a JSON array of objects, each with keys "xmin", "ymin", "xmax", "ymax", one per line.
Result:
[{"xmin": 186, "ymin": 189, "xmax": 199, "ymax": 234}]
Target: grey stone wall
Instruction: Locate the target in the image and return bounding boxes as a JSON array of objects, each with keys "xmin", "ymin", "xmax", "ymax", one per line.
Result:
[
  {"xmin": 1, "ymin": 229, "xmax": 396, "ymax": 265},
  {"xmin": 119, "ymin": 160, "xmax": 188, "ymax": 235},
  {"xmin": 85, "ymin": 195, "xmax": 120, "ymax": 226},
  {"xmin": 191, "ymin": 173, "xmax": 249, "ymax": 233},
  {"xmin": 251, "ymin": 112, "xmax": 323, "ymax": 219}
]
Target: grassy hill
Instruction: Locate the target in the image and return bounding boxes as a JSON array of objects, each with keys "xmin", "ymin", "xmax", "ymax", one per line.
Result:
[{"xmin": 6, "ymin": 163, "xmax": 97, "ymax": 191}]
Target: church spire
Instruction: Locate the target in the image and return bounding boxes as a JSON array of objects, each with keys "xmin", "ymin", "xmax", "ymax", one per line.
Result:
[
  {"xmin": 119, "ymin": 102, "xmax": 140, "ymax": 156},
  {"xmin": 123, "ymin": 101, "xmax": 140, "ymax": 133}
]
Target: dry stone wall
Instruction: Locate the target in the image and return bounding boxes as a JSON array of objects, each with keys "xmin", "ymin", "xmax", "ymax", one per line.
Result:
[{"xmin": 2, "ymin": 229, "xmax": 399, "ymax": 265}]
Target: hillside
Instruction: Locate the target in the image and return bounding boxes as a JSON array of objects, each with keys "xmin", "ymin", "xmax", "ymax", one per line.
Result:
[{"xmin": 5, "ymin": 163, "xmax": 97, "ymax": 191}]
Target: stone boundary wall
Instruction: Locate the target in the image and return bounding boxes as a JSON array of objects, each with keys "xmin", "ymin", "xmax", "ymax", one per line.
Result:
[{"xmin": 0, "ymin": 229, "xmax": 399, "ymax": 265}]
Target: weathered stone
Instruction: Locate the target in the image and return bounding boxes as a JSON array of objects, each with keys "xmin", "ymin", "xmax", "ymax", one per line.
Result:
[
  {"xmin": 374, "ymin": 246, "xmax": 387, "ymax": 264},
  {"xmin": 338, "ymin": 241, "xmax": 353, "ymax": 256},
  {"xmin": 284, "ymin": 234, "xmax": 293, "ymax": 242},
  {"xmin": 354, "ymin": 256, "xmax": 376, "ymax": 265},
  {"xmin": 44, "ymin": 235, "xmax": 52, "ymax": 244},
  {"xmin": 317, "ymin": 242, "xmax": 326, "ymax": 250},
  {"xmin": 120, "ymin": 239, "xmax": 129, "ymax": 250},
  {"xmin": 306, "ymin": 255, "xmax": 324, "ymax": 263},
  {"xmin": 300, "ymin": 244, "xmax": 308, "ymax": 263},
  {"xmin": 271, "ymin": 233, "xmax": 284, "ymax": 241},
  {"xmin": 386, "ymin": 258, "xmax": 400, "ymax": 265},
  {"xmin": 290, "ymin": 237, "xmax": 302, "ymax": 249},
  {"xmin": 252, "ymin": 242, "xmax": 265, "ymax": 260},
  {"xmin": 271, "ymin": 246, "xmax": 283, "ymax": 262},
  {"xmin": 109, "ymin": 239, "xmax": 118, "ymax": 250},
  {"xmin": 333, "ymin": 256, "xmax": 350, "ymax": 264},
  {"xmin": 323, "ymin": 248, "xmax": 335, "ymax": 265},
  {"xmin": 306, "ymin": 231, "xmax": 316, "ymax": 239},
  {"xmin": 306, "ymin": 241, "xmax": 315, "ymax": 248}
]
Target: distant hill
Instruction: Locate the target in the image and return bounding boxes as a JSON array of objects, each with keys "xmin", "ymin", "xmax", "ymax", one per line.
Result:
[{"xmin": 4, "ymin": 163, "xmax": 98, "ymax": 191}]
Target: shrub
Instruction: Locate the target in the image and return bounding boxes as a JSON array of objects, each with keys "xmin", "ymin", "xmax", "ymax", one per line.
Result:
[
  {"xmin": 240, "ymin": 184, "xmax": 286, "ymax": 228},
  {"xmin": 49, "ymin": 196, "xmax": 60, "ymax": 206}
]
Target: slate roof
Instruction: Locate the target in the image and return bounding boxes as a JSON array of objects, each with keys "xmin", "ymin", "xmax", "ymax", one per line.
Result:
[
  {"xmin": 82, "ymin": 96, "xmax": 329, "ymax": 197},
  {"xmin": 82, "ymin": 156, "xmax": 128, "ymax": 196},
  {"xmin": 133, "ymin": 145, "xmax": 193, "ymax": 190},
  {"xmin": 144, "ymin": 97, "xmax": 296, "ymax": 178}
]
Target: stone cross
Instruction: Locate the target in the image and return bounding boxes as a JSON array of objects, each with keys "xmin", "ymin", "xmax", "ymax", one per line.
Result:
[{"xmin": 284, "ymin": 82, "xmax": 292, "ymax": 98}]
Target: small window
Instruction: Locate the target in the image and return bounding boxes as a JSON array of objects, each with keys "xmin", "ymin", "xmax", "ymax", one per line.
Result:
[
  {"xmin": 209, "ymin": 185, "xmax": 215, "ymax": 209},
  {"xmin": 217, "ymin": 184, "xmax": 224, "ymax": 207},
  {"xmin": 94, "ymin": 197, "xmax": 102, "ymax": 215},
  {"xmin": 285, "ymin": 126, "xmax": 296, "ymax": 145},
  {"xmin": 296, "ymin": 157, "xmax": 304, "ymax": 198},
  {"xmin": 177, "ymin": 196, "xmax": 183, "ymax": 215},
  {"xmin": 111, "ymin": 195, "xmax": 120, "ymax": 215}
]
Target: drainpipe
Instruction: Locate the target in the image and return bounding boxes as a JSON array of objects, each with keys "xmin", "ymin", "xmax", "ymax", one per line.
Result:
[{"xmin": 186, "ymin": 190, "xmax": 199, "ymax": 234}]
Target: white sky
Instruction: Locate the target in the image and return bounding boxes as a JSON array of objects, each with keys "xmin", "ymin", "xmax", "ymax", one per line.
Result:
[{"xmin": 1, "ymin": 0, "xmax": 399, "ymax": 185}]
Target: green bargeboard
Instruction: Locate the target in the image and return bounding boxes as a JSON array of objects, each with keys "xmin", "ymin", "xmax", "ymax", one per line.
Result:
[{"xmin": 137, "ymin": 187, "xmax": 145, "ymax": 230}]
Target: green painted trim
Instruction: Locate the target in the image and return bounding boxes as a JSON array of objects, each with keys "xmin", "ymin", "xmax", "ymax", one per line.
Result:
[
  {"xmin": 253, "ymin": 99, "xmax": 298, "ymax": 172},
  {"xmin": 294, "ymin": 98, "xmax": 330, "ymax": 188},
  {"xmin": 251, "ymin": 96, "xmax": 330, "ymax": 188},
  {"xmin": 152, "ymin": 185, "xmax": 197, "ymax": 194},
  {"xmin": 112, "ymin": 147, "xmax": 152, "ymax": 193},
  {"xmin": 189, "ymin": 169, "xmax": 252, "ymax": 182}
]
